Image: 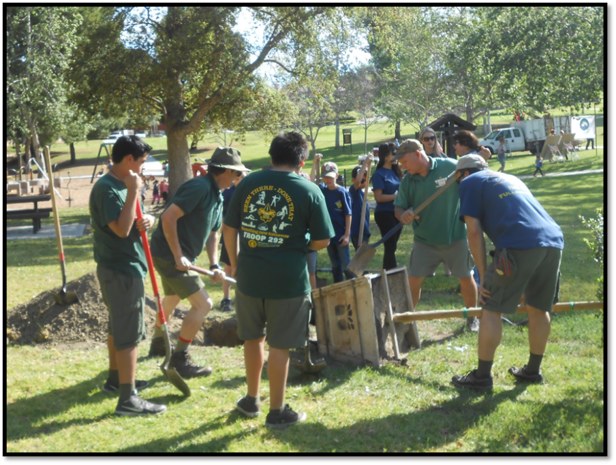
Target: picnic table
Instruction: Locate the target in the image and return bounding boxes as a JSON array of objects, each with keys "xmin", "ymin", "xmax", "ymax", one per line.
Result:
[{"xmin": 6, "ymin": 194, "xmax": 52, "ymax": 233}]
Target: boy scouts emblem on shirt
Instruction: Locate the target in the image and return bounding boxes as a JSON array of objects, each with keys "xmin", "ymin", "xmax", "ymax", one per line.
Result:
[
  {"xmin": 258, "ymin": 204, "xmax": 276, "ymax": 223},
  {"xmin": 435, "ymin": 177, "xmax": 447, "ymax": 187}
]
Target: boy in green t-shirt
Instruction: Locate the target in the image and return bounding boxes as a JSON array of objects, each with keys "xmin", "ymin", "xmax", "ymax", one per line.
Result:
[
  {"xmin": 148, "ymin": 147, "xmax": 250, "ymax": 379},
  {"xmin": 89, "ymin": 135, "xmax": 166, "ymax": 416},
  {"xmin": 223, "ymin": 132, "xmax": 334, "ymax": 428}
]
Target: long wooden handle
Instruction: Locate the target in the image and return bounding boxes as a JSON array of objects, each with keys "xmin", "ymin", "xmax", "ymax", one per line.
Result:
[
  {"xmin": 189, "ymin": 265, "xmax": 237, "ymax": 285},
  {"xmin": 358, "ymin": 158, "xmax": 372, "ymax": 245},
  {"xmin": 44, "ymin": 147, "xmax": 64, "ymax": 258},
  {"xmin": 393, "ymin": 301, "xmax": 603, "ymax": 323}
]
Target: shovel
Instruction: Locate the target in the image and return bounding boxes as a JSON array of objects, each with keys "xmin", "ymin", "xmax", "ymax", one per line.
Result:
[
  {"xmin": 189, "ymin": 265, "xmax": 237, "ymax": 285},
  {"xmin": 357, "ymin": 156, "xmax": 373, "ymax": 245},
  {"xmin": 346, "ymin": 171, "xmax": 461, "ymax": 276},
  {"xmin": 291, "ymin": 316, "xmax": 327, "ymax": 374},
  {"xmin": 136, "ymin": 201, "xmax": 191, "ymax": 397},
  {"xmin": 44, "ymin": 146, "xmax": 78, "ymax": 306}
]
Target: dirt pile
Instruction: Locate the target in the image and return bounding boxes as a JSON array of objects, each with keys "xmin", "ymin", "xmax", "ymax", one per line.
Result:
[{"xmin": 7, "ymin": 271, "xmax": 243, "ymax": 348}]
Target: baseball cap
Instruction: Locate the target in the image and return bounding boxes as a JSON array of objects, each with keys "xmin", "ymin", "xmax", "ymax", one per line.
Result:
[
  {"xmin": 454, "ymin": 154, "xmax": 489, "ymax": 174},
  {"xmin": 322, "ymin": 161, "xmax": 338, "ymax": 178},
  {"xmin": 393, "ymin": 139, "xmax": 423, "ymax": 160},
  {"xmin": 206, "ymin": 147, "xmax": 251, "ymax": 172}
]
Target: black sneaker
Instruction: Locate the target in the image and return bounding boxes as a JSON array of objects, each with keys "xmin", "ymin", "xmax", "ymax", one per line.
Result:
[
  {"xmin": 466, "ymin": 317, "xmax": 480, "ymax": 333},
  {"xmin": 220, "ymin": 298, "xmax": 233, "ymax": 312},
  {"xmin": 452, "ymin": 369, "xmax": 493, "ymax": 391},
  {"xmin": 115, "ymin": 392, "xmax": 166, "ymax": 416},
  {"xmin": 265, "ymin": 404, "xmax": 307, "ymax": 428},
  {"xmin": 102, "ymin": 379, "xmax": 149, "ymax": 393},
  {"xmin": 236, "ymin": 396, "xmax": 261, "ymax": 417},
  {"xmin": 508, "ymin": 365, "xmax": 543, "ymax": 383},
  {"xmin": 169, "ymin": 350, "xmax": 213, "ymax": 379},
  {"xmin": 148, "ymin": 337, "xmax": 174, "ymax": 357}
]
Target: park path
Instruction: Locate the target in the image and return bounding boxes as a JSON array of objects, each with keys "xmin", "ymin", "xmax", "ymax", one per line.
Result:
[{"xmin": 518, "ymin": 168, "xmax": 603, "ymax": 179}]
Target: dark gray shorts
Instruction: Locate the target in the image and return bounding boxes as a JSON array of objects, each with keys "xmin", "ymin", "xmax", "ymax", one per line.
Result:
[
  {"xmin": 235, "ymin": 288, "xmax": 312, "ymax": 349},
  {"xmin": 96, "ymin": 265, "xmax": 147, "ymax": 351},
  {"xmin": 484, "ymin": 247, "xmax": 562, "ymax": 314},
  {"xmin": 409, "ymin": 238, "xmax": 474, "ymax": 278},
  {"xmin": 153, "ymin": 256, "xmax": 204, "ymax": 300}
]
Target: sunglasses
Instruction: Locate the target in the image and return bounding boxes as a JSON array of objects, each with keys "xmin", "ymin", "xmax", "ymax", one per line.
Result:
[
  {"xmin": 234, "ymin": 170, "xmax": 243, "ymax": 177},
  {"xmin": 423, "ymin": 136, "xmax": 436, "ymax": 142}
]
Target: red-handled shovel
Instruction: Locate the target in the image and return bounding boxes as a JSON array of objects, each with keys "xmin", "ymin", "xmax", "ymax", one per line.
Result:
[{"xmin": 136, "ymin": 201, "xmax": 191, "ymax": 396}]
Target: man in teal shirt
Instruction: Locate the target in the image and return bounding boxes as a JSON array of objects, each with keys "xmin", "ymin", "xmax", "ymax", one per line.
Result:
[
  {"xmin": 393, "ymin": 139, "xmax": 479, "ymax": 332},
  {"xmin": 149, "ymin": 147, "xmax": 250, "ymax": 378}
]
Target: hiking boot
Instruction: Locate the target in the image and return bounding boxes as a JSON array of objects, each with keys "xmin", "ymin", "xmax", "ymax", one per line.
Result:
[
  {"xmin": 466, "ymin": 317, "xmax": 480, "ymax": 333},
  {"xmin": 452, "ymin": 369, "xmax": 493, "ymax": 391},
  {"xmin": 508, "ymin": 365, "xmax": 544, "ymax": 383},
  {"xmin": 102, "ymin": 379, "xmax": 149, "ymax": 393},
  {"xmin": 265, "ymin": 404, "xmax": 307, "ymax": 429},
  {"xmin": 169, "ymin": 350, "xmax": 212, "ymax": 379},
  {"xmin": 148, "ymin": 337, "xmax": 174, "ymax": 357},
  {"xmin": 220, "ymin": 297, "xmax": 233, "ymax": 312},
  {"xmin": 236, "ymin": 395, "xmax": 261, "ymax": 418},
  {"xmin": 115, "ymin": 391, "xmax": 166, "ymax": 417}
]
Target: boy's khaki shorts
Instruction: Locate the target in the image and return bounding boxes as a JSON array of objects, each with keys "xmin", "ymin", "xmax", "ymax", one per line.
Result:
[
  {"xmin": 409, "ymin": 238, "xmax": 474, "ymax": 278},
  {"xmin": 235, "ymin": 288, "xmax": 312, "ymax": 349},
  {"xmin": 153, "ymin": 256, "xmax": 204, "ymax": 300},
  {"xmin": 97, "ymin": 265, "xmax": 147, "ymax": 351}
]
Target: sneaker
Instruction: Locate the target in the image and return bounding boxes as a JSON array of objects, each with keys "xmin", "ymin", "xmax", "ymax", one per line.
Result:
[
  {"xmin": 533, "ymin": 174, "xmax": 537, "ymax": 178},
  {"xmin": 236, "ymin": 395, "xmax": 261, "ymax": 418},
  {"xmin": 466, "ymin": 317, "xmax": 480, "ymax": 333},
  {"xmin": 102, "ymin": 379, "xmax": 149, "ymax": 393},
  {"xmin": 169, "ymin": 350, "xmax": 213, "ymax": 379},
  {"xmin": 452, "ymin": 369, "xmax": 493, "ymax": 391},
  {"xmin": 148, "ymin": 337, "xmax": 174, "ymax": 357},
  {"xmin": 115, "ymin": 391, "xmax": 166, "ymax": 416},
  {"xmin": 265, "ymin": 404, "xmax": 307, "ymax": 428},
  {"xmin": 220, "ymin": 298, "xmax": 233, "ymax": 312},
  {"xmin": 508, "ymin": 365, "xmax": 543, "ymax": 383}
]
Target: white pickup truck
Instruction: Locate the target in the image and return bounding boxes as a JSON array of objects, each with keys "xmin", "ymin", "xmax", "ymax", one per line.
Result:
[{"xmin": 480, "ymin": 115, "xmax": 595, "ymax": 155}]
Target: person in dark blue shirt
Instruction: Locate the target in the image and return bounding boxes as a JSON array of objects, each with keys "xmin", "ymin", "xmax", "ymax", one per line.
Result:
[{"xmin": 349, "ymin": 156, "xmax": 372, "ymax": 251}]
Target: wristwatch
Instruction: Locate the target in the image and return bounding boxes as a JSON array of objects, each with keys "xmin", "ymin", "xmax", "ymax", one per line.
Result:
[{"xmin": 209, "ymin": 263, "xmax": 222, "ymax": 271}]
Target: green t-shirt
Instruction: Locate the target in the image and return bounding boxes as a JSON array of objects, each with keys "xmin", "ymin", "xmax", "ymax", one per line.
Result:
[
  {"xmin": 224, "ymin": 170, "xmax": 334, "ymax": 299},
  {"xmin": 394, "ymin": 157, "xmax": 467, "ymax": 246},
  {"xmin": 89, "ymin": 174, "xmax": 147, "ymax": 277},
  {"xmin": 150, "ymin": 174, "xmax": 223, "ymax": 263}
]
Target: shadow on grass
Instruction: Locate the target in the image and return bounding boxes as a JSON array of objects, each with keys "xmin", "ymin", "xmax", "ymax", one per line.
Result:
[{"xmin": 5, "ymin": 371, "xmax": 189, "ymax": 441}]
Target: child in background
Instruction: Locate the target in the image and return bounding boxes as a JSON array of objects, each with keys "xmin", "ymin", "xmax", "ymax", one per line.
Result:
[
  {"xmin": 311, "ymin": 155, "xmax": 354, "ymax": 283},
  {"xmin": 140, "ymin": 184, "xmax": 147, "ymax": 203},
  {"xmin": 533, "ymin": 154, "xmax": 545, "ymax": 177},
  {"xmin": 349, "ymin": 155, "xmax": 373, "ymax": 251},
  {"xmin": 151, "ymin": 180, "xmax": 161, "ymax": 204},
  {"xmin": 160, "ymin": 179, "xmax": 169, "ymax": 203}
]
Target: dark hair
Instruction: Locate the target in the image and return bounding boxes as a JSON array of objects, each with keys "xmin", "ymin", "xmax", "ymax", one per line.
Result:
[
  {"xmin": 375, "ymin": 143, "xmax": 403, "ymax": 180},
  {"xmin": 452, "ymin": 130, "xmax": 479, "ymax": 152},
  {"xmin": 351, "ymin": 165, "xmax": 362, "ymax": 179},
  {"xmin": 269, "ymin": 132, "xmax": 308, "ymax": 168},
  {"xmin": 111, "ymin": 135, "xmax": 152, "ymax": 164},
  {"xmin": 207, "ymin": 165, "xmax": 226, "ymax": 176}
]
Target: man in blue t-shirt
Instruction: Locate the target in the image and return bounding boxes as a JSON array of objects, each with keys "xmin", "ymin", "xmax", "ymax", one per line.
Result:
[
  {"xmin": 451, "ymin": 155, "xmax": 564, "ymax": 391},
  {"xmin": 311, "ymin": 156, "xmax": 353, "ymax": 282}
]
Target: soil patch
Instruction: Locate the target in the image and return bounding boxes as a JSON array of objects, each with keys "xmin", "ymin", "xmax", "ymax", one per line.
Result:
[{"xmin": 6, "ymin": 271, "xmax": 191, "ymax": 347}]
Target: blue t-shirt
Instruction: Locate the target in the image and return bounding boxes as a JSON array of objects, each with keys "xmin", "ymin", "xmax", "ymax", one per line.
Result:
[
  {"xmin": 459, "ymin": 170, "xmax": 564, "ymax": 250},
  {"xmin": 222, "ymin": 183, "xmax": 236, "ymax": 218},
  {"xmin": 319, "ymin": 184, "xmax": 352, "ymax": 241},
  {"xmin": 349, "ymin": 184, "xmax": 370, "ymax": 238},
  {"xmin": 371, "ymin": 167, "xmax": 401, "ymax": 213}
]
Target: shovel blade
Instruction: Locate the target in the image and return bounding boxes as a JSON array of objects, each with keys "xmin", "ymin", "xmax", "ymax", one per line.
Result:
[
  {"xmin": 51, "ymin": 290, "xmax": 78, "ymax": 306},
  {"xmin": 160, "ymin": 365, "xmax": 191, "ymax": 397},
  {"xmin": 291, "ymin": 346, "xmax": 327, "ymax": 374},
  {"xmin": 346, "ymin": 243, "xmax": 376, "ymax": 276}
]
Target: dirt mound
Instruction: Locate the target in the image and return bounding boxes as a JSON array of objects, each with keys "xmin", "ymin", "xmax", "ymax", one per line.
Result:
[
  {"xmin": 7, "ymin": 271, "xmax": 242, "ymax": 348},
  {"xmin": 7, "ymin": 271, "xmax": 190, "ymax": 346}
]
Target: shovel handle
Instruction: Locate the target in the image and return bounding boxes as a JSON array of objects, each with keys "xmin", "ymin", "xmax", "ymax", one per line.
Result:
[
  {"xmin": 135, "ymin": 201, "xmax": 166, "ymax": 325},
  {"xmin": 357, "ymin": 158, "xmax": 372, "ymax": 245},
  {"xmin": 189, "ymin": 265, "xmax": 237, "ymax": 285}
]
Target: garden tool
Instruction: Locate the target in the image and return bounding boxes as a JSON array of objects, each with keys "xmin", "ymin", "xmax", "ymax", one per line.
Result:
[
  {"xmin": 44, "ymin": 146, "xmax": 78, "ymax": 306},
  {"xmin": 347, "ymin": 171, "xmax": 461, "ymax": 276},
  {"xmin": 357, "ymin": 156, "xmax": 373, "ymax": 245},
  {"xmin": 291, "ymin": 312, "xmax": 327, "ymax": 374},
  {"xmin": 136, "ymin": 201, "xmax": 191, "ymax": 396},
  {"xmin": 189, "ymin": 265, "xmax": 237, "ymax": 285}
]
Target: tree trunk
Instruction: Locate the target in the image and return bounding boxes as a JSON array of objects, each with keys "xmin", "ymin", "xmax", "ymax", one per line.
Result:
[
  {"xmin": 335, "ymin": 115, "xmax": 341, "ymax": 149},
  {"xmin": 364, "ymin": 123, "xmax": 368, "ymax": 155},
  {"xmin": 487, "ymin": 109, "xmax": 492, "ymax": 134},
  {"xmin": 24, "ymin": 138, "xmax": 31, "ymax": 174},
  {"xmin": 395, "ymin": 120, "xmax": 401, "ymax": 140},
  {"xmin": 166, "ymin": 125, "xmax": 192, "ymax": 198},
  {"xmin": 26, "ymin": 116, "xmax": 44, "ymax": 177},
  {"xmin": 70, "ymin": 142, "xmax": 76, "ymax": 164}
]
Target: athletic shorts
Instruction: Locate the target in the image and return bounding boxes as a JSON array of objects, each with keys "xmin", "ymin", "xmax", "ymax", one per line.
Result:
[
  {"xmin": 96, "ymin": 265, "xmax": 147, "ymax": 351},
  {"xmin": 409, "ymin": 238, "xmax": 474, "ymax": 278},
  {"xmin": 306, "ymin": 250, "xmax": 318, "ymax": 274},
  {"xmin": 235, "ymin": 288, "xmax": 312, "ymax": 349},
  {"xmin": 153, "ymin": 255, "xmax": 204, "ymax": 300},
  {"xmin": 483, "ymin": 247, "xmax": 562, "ymax": 315}
]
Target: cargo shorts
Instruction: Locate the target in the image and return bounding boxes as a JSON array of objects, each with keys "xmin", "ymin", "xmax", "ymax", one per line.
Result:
[
  {"xmin": 235, "ymin": 288, "xmax": 312, "ymax": 349},
  {"xmin": 409, "ymin": 238, "xmax": 474, "ymax": 278},
  {"xmin": 97, "ymin": 265, "xmax": 147, "ymax": 351},
  {"xmin": 153, "ymin": 256, "xmax": 204, "ymax": 300}
]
